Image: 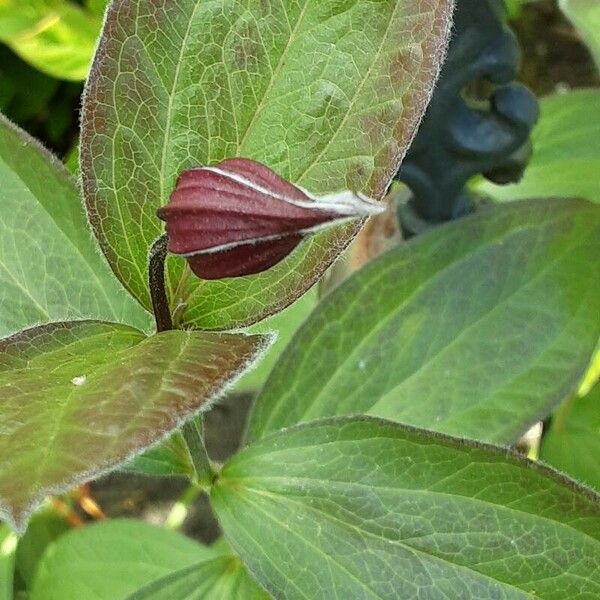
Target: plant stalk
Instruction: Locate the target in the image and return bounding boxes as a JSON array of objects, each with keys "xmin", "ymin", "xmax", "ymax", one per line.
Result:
[{"xmin": 148, "ymin": 234, "xmax": 215, "ymax": 485}]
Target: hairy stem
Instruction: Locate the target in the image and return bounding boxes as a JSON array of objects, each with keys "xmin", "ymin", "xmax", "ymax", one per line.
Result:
[
  {"xmin": 148, "ymin": 234, "xmax": 215, "ymax": 484},
  {"xmin": 149, "ymin": 234, "xmax": 174, "ymax": 333}
]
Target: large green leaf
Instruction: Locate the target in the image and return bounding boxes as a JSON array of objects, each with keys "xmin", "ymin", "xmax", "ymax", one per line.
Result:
[
  {"xmin": 213, "ymin": 416, "xmax": 600, "ymax": 599},
  {"xmin": 30, "ymin": 520, "xmax": 218, "ymax": 600},
  {"xmin": 560, "ymin": 0, "xmax": 600, "ymax": 70},
  {"xmin": 0, "ymin": 320, "xmax": 270, "ymax": 532},
  {"xmin": 248, "ymin": 199, "xmax": 600, "ymax": 444},
  {"xmin": 0, "ymin": 524, "xmax": 17, "ymax": 600},
  {"xmin": 540, "ymin": 383, "xmax": 600, "ymax": 491},
  {"xmin": 125, "ymin": 557, "xmax": 269, "ymax": 600},
  {"xmin": 475, "ymin": 90, "xmax": 600, "ymax": 203},
  {"xmin": 80, "ymin": 0, "xmax": 453, "ymax": 330},
  {"xmin": 0, "ymin": 0, "xmax": 102, "ymax": 81},
  {"xmin": 0, "ymin": 114, "xmax": 151, "ymax": 338}
]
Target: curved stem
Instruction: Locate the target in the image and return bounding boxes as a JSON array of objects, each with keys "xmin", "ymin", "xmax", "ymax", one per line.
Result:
[
  {"xmin": 148, "ymin": 234, "xmax": 215, "ymax": 484},
  {"xmin": 149, "ymin": 234, "xmax": 173, "ymax": 332}
]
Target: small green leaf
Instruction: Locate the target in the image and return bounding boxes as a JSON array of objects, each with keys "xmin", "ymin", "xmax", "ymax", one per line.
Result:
[
  {"xmin": 125, "ymin": 556, "xmax": 269, "ymax": 600},
  {"xmin": 475, "ymin": 90, "xmax": 600, "ymax": 203},
  {"xmin": 121, "ymin": 431, "xmax": 194, "ymax": 478},
  {"xmin": 212, "ymin": 416, "xmax": 600, "ymax": 599},
  {"xmin": 540, "ymin": 384, "xmax": 600, "ymax": 491},
  {"xmin": 0, "ymin": 0, "xmax": 101, "ymax": 81},
  {"xmin": 0, "ymin": 524, "xmax": 17, "ymax": 600},
  {"xmin": 81, "ymin": 0, "xmax": 453, "ymax": 330},
  {"xmin": 0, "ymin": 113, "xmax": 151, "ymax": 338},
  {"xmin": 248, "ymin": 199, "xmax": 600, "ymax": 444},
  {"xmin": 0, "ymin": 321, "xmax": 270, "ymax": 532},
  {"xmin": 31, "ymin": 520, "xmax": 218, "ymax": 600}
]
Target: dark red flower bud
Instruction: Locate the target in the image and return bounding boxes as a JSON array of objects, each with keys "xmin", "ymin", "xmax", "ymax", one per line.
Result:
[{"xmin": 157, "ymin": 158, "xmax": 383, "ymax": 279}]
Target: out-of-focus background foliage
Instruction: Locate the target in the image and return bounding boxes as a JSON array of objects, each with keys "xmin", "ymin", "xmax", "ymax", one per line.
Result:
[{"xmin": 0, "ymin": 0, "xmax": 105, "ymax": 160}]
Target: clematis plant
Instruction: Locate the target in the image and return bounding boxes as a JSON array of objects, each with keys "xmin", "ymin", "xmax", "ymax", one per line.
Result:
[{"xmin": 1, "ymin": 1, "xmax": 599, "ymax": 599}]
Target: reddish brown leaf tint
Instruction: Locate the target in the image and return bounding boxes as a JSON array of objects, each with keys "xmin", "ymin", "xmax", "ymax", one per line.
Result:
[{"xmin": 157, "ymin": 158, "xmax": 383, "ymax": 279}]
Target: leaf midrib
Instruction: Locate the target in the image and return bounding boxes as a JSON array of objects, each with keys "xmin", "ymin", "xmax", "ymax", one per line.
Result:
[{"xmin": 229, "ymin": 472, "xmax": 600, "ymax": 546}]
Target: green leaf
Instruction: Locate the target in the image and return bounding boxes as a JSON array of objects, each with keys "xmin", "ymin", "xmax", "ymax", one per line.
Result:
[
  {"xmin": 30, "ymin": 519, "xmax": 218, "ymax": 600},
  {"xmin": 125, "ymin": 556, "xmax": 269, "ymax": 600},
  {"xmin": 0, "ymin": 524, "xmax": 17, "ymax": 600},
  {"xmin": 81, "ymin": 0, "xmax": 453, "ymax": 330},
  {"xmin": 121, "ymin": 431, "xmax": 194, "ymax": 478},
  {"xmin": 540, "ymin": 384, "xmax": 600, "ymax": 491},
  {"xmin": 0, "ymin": 320, "xmax": 271, "ymax": 532},
  {"xmin": 85, "ymin": 0, "xmax": 108, "ymax": 17},
  {"xmin": 0, "ymin": 0, "xmax": 102, "ymax": 81},
  {"xmin": 212, "ymin": 416, "xmax": 600, "ymax": 599},
  {"xmin": 14, "ymin": 509, "xmax": 70, "ymax": 589},
  {"xmin": 235, "ymin": 288, "xmax": 318, "ymax": 393},
  {"xmin": 0, "ymin": 114, "xmax": 151, "ymax": 338},
  {"xmin": 475, "ymin": 90, "xmax": 600, "ymax": 203},
  {"xmin": 248, "ymin": 199, "xmax": 600, "ymax": 444},
  {"xmin": 560, "ymin": 0, "xmax": 600, "ymax": 70}
]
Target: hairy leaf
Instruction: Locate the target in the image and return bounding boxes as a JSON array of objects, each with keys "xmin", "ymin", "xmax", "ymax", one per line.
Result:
[
  {"xmin": 0, "ymin": 321, "xmax": 270, "ymax": 532},
  {"xmin": 31, "ymin": 520, "xmax": 218, "ymax": 600},
  {"xmin": 0, "ymin": 114, "xmax": 151, "ymax": 338},
  {"xmin": 540, "ymin": 383, "xmax": 600, "ymax": 491},
  {"xmin": 248, "ymin": 199, "xmax": 600, "ymax": 444},
  {"xmin": 81, "ymin": 0, "xmax": 453, "ymax": 329},
  {"xmin": 125, "ymin": 557, "xmax": 269, "ymax": 600},
  {"xmin": 475, "ymin": 90, "xmax": 600, "ymax": 203},
  {"xmin": 213, "ymin": 417, "xmax": 600, "ymax": 599}
]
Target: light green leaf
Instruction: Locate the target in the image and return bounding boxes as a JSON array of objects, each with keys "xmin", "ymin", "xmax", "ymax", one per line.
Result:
[
  {"xmin": 235, "ymin": 288, "xmax": 318, "ymax": 393},
  {"xmin": 14, "ymin": 509, "xmax": 70, "ymax": 589},
  {"xmin": 85, "ymin": 0, "xmax": 108, "ymax": 17},
  {"xmin": 560, "ymin": 0, "xmax": 600, "ymax": 70},
  {"xmin": 0, "ymin": 113, "xmax": 151, "ymax": 338},
  {"xmin": 0, "ymin": 0, "xmax": 102, "ymax": 81},
  {"xmin": 0, "ymin": 320, "xmax": 270, "ymax": 532},
  {"xmin": 125, "ymin": 556, "xmax": 269, "ymax": 600},
  {"xmin": 540, "ymin": 383, "xmax": 600, "ymax": 491},
  {"xmin": 248, "ymin": 199, "xmax": 600, "ymax": 445},
  {"xmin": 213, "ymin": 416, "xmax": 600, "ymax": 599},
  {"xmin": 31, "ymin": 520, "xmax": 218, "ymax": 600},
  {"xmin": 80, "ymin": 0, "xmax": 453, "ymax": 330},
  {"xmin": 475, "ymin": 90, "xmax": 600, "ymax": 203},
  {"xmin": 0, "ymin": 524, "xmax": 17, "ymax": 600}
]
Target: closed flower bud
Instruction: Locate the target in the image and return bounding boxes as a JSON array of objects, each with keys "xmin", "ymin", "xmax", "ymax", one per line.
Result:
[{"xmin": 157, "ymin": 158, "xmax": 383, "ymax": 279}]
